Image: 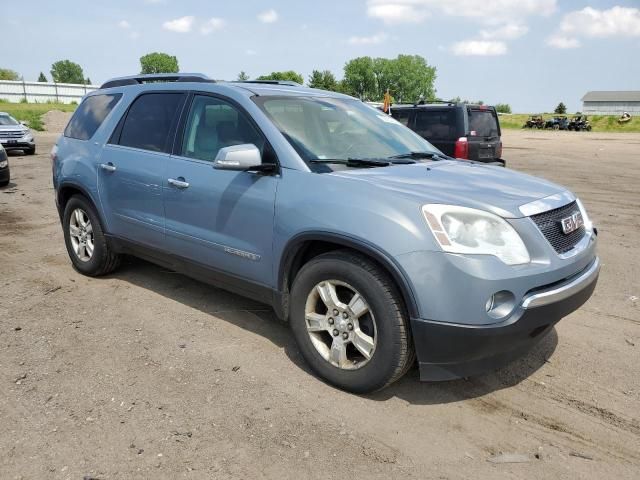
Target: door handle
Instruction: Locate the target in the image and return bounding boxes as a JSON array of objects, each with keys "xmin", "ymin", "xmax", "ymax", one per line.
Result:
[
  {"xmin": 100, "ymin": 163, "xmax": 116, "ymax": 172},
  {"xmin": 168, "ymin": 178, "xmax": 190, "ymax": 189}
]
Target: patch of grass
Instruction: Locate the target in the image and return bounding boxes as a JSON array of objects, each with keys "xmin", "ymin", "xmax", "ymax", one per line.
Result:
[
  {"xmin": 499, "ymin": 113, "xmax": 640, "ymax": 133},
  {"xmin": 0, "ymin": 101, "xmax": 77, "ymax": 131}
]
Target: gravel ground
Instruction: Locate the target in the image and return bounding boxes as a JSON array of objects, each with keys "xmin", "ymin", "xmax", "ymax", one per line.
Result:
[{"xmin": 0, "ymin": 124, "xmax": 639, "ymax": 479}]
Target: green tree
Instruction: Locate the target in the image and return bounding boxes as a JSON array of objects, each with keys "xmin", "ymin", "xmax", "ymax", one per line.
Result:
[
  {"xmin": 139, "ymin": 52, "xmax": 179, "ymax": 74},
  {"xmin": 341, "ymin": 56, "xmax": 377, "ymax": 99},
  {"xmin": 342, "ymin": 55, "xmax": 436, "ymax": 102},
  {"xmin": 495, "ymin": 103, "xmax": 512, "ymax": 114},
  {"xmin": 50, "ymin": 60, "xmax": 85, "ymax": 84},
  {"xmin": 37, "ymin": 72, "xmax": 48, "ymax": 82},
  {"xmin": 0, "ymin": 68, "xmax": 20, "ymax": 81},
  {"xmin": 237, "ymin": 71, "xmax": 250, "ymax": 81},
  {"xmin": 554, "ymin": 102, "xmax": 567, "ymax": 114},
  {"xmin": 307, "ymin": 70, "xmax": 338, "ymax": 91},
  {"xmin": 257, "ymin": 70, "xmax": 304, "ymax": 84}
]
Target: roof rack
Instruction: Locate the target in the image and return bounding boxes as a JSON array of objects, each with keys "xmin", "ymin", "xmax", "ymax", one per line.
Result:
[
  {"xmin": 236, "ymin": 80, "xmax": 302, "ymax": 87},
  {"xmin": 100, "ymin": 73, "xmax": 215, "ymax": 89}
]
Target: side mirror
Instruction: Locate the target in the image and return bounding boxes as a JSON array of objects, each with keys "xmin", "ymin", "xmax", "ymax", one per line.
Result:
[
  {"xmin": 213, "ymin": 144, "xmax": 276, "ymax": 173},
  {"xmin": 20, "ymin": 121, "xmax": 28, "ymax": 126}
]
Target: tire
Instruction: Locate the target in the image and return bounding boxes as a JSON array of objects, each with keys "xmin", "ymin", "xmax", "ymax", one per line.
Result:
[
  {"xmin": 26, "ymin": 147, "xmax": 36, "ymax": 156},
  {"xmin": 289, "ymin": 250, "xmax": 415, "ymax": 393},
  {"xmin": 62, "ymin": 194, "xmax": 120, "ymax": 276}
]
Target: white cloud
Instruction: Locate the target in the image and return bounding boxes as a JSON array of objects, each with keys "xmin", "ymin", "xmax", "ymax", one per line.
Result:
[
  {"xmin": 258, "ymin": 9, "xmax": 278, "ymax": 24},
  {"xmin": 200, "ymin": 17, "xmax": 225, "ymax": 35},
  {"xmin": 451, "ymin": 40, "xmax": 507, "ymax": 56},
  {"xmin": 367, "ymin": 0, "xmax": 556, "ymax": 24},
  {"xmin": 348, "ymin": 32, "xmax": 389, "ymax": 45},
  {"xmin": 367, "ymin": 4, "xmax": 429, "ymax": 24},
  {"xmin": 558, "ymin": 6, "xmax": 640, "ymax": 38},
  {"xmin": 162, "ymin": 16, "xmax": 195, "ymax": 33},
  {"xmin": 117, "ymin": 20, "xmax": 131, "ymax": 29},
  {"xmin": 546, "ymin": 35, "xmax": 580, "ymax": 49},
  {"xmin": 480, "ymin": 23, "xmax": 528, "ymax": 40},
  {"xmin": 546, "ymin": 6, "xmax": 640, "ymax": 50},
  {"xmin": 245, "ymin": 49, "xmax": 257, "ymax": 56}
]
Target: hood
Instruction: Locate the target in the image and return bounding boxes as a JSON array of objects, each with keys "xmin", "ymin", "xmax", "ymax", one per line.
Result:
[
  {"xmin": 0, "ymin": 124, "xmax": 27, "ymax": 132},
  {"xmin": 329, "ymin": 160, "xmax": 568, "ymax": 218}
]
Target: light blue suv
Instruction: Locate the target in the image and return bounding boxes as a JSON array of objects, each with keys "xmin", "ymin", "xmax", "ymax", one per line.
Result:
[{"xmin": 52, "ymin": 74, "xmax": 599, "ymax": 393}]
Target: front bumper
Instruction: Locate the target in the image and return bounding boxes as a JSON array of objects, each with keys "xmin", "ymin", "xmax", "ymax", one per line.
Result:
[
  {"xmin": 0, "ymin": 139, "xmax": 35, "ymax": 151},
  {"xmin": 412, "ymin": 257, "xmax": 600, "ymax": 381}
]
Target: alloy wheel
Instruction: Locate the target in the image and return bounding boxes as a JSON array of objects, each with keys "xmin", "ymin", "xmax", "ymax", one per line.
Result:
[{"xmin": 304, "ymin": 280, "xmax": 377, "ymax": 370}]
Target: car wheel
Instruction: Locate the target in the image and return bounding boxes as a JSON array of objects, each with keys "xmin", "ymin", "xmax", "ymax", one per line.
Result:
[
  {"xmin": 63, "ymin": 195, "xmax": 120, "ymax": 276},
  {"xmin": 290, "ymin": 250, "xmax": 415, "ymax": 393},
  {"xmin": 26, "ymin": 147, "xmax": 36, "ymax": 156},
  {"xmin": 0, "ymin": 177, "xmax": 8, "ymax": 187}
]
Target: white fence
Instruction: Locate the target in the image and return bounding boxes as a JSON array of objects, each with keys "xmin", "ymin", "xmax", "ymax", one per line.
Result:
[{"xmin": 0, "ymin": 80, "xmax": 99, "ymax": 104}]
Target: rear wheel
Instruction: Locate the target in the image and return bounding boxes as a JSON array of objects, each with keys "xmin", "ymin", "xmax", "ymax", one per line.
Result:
[
  {"xmin": 290, "ymin": 250, "xmax": 414, "ymax": 393},
  {"xmin": 63, "ymin": 195, "xmax": 120, "ymax": 276}
]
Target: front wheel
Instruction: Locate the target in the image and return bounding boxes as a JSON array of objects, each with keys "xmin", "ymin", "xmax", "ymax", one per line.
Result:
[
  {"xmin": 25, "ymin": 147, "xmax": 36, "ymax": 156},
  {"xmin": 290, "ymin": 250, "xmax": 415, "ymax": 393}
]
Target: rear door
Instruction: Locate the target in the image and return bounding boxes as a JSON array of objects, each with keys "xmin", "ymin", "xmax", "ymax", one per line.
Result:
[
  {"xmin": 413, "ymin": 108, "xmax": 458, "ymax": 156},
  {"xmin": 466, "ymin": 106, "xmax": 502, "ymax": 161},
  {"xmin": 98, "ymin": 92, "xmax": 186, "ymax": 248}
]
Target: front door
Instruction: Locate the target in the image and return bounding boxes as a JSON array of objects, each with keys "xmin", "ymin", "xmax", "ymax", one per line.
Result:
[
  {"xmin": 163, "ymin": 94, "xmax": 278, "ymax": 287},
  {"xmin": 98, "ymin": 92, "xmax": 186, "ymax": 248}
]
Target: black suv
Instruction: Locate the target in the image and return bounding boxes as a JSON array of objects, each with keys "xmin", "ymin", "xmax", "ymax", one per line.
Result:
[{"xmin": 388, "ymin": 103, "xmax": 504, "ymax": 165}]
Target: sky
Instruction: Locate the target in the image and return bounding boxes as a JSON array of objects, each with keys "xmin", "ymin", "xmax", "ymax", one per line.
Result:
[{"xmin": 4, "ymin": 0, "xmax": 640, "ymax": 112}]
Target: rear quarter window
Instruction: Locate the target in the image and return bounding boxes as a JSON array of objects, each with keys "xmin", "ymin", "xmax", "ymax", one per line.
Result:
[{"xmin": 64, "ymin": 94, "xmax": 122, "ymax": 140}]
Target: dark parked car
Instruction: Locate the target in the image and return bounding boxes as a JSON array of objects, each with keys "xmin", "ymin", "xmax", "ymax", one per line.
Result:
[
  {"xmin": 0, "ymin": 144, "xmax": 9, "ymax": 187},
  {"xmin": 388, "ymin": 103, "xmax": 504, "ymax": 165}
]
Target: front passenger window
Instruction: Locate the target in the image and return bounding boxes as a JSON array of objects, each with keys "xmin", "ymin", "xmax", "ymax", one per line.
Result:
[{"xmin": 181, "ymin": 95, "xmax": 264, "ymax": 162}]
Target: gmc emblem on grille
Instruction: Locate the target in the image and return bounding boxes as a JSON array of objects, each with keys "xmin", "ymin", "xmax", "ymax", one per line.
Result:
[{"xmin": 560, "ymin": 212, "xmax": 584, "ymax": 234}]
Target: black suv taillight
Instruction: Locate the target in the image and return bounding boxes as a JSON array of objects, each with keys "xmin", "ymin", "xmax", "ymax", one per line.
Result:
[{"xmin": 454, "ymin": 137, "xmax": 469, "ymax": 159}]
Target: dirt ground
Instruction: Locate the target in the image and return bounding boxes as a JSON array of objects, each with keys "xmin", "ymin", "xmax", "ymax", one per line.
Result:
[{"xmin": 1, "ymin": 118, "xmax": 639, "ymax": 479}]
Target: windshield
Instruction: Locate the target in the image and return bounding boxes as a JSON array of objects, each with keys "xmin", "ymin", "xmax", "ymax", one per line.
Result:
[
  {"xmin": 253, "ymin": 96, "xmax": 440, "ymax": 169},
  {"xmin": 468, "ymin": 109, "xmax": 499, "ymax": 138},
  {"xmin": 0, "ymin": 114, "xmax": 20, "ymax": 126}
]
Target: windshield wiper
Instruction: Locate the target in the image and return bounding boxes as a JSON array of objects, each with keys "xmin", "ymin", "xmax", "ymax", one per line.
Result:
[
  {"xmin": 389, "ymin": 151, "xmax": 449, "ymax": 161},
  {"xmin": 310, "ymin": 158, "xmax": 391, "ymax": 167}
]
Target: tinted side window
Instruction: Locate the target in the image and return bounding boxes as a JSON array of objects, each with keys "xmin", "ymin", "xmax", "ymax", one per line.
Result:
[
  {"xmin": 391, "ymin": 109, "xmax": 412, "ymax": 126},
  {"xmin": 181, "ymin": 95, "xmax": 264, "ymax": 162},
  {"xmin": 118, "ymin": 93, "xmax": 185, "ymax": 153},
  {"xmin": 64, "ymin": 94, "xmax": 122, "ymax": 140},
  {"xmin": 414, "ymin": 110, "xmax": 457, "ymax": 140}
]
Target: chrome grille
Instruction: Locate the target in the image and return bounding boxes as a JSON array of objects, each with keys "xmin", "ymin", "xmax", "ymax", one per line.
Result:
[
  {"xmin": 530, "ymin": 201, "xmax": 585, "ymax": 254},
  {"xmin": 0, "ymin": 130, "xmax": 25, "ymax": 139}
]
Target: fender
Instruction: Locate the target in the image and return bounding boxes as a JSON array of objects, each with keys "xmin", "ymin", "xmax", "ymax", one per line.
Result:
[
  {"xmin": 56, "ymin": 181, "xmax": 105, "ymax": 228},
  {"xmin": 277, "ymin": 231, "xmax": 419, "ymax": 319}
]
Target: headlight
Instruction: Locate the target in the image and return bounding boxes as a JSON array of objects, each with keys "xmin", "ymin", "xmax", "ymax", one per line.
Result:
[
  {"xmin": 575, "ymin": 198, "xmax": 593, "ymax": 231},
  {"xmin": 422, "ymin": 204, "xmax": 530, "ymax": 265},
  {"xmin": 0, "ymin": 160, "xmax": 7, "ymax": 168},
  {"xmin": 22, "ymin": 130, "xmax": 33, "ymax": 141}
]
